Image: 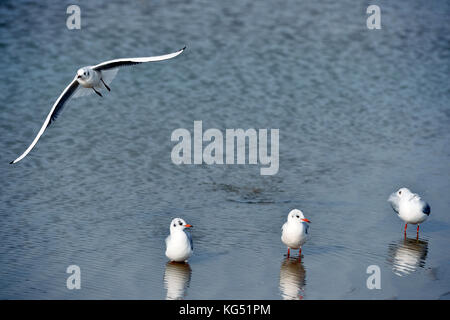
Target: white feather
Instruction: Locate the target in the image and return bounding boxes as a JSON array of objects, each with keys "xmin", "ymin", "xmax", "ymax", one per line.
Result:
[
  {"xmin": 72, "ymin": 86, "xmax": 95, "ymax": 98},
  {"xmin": 100, "ymin": 68, "xmax": 119, "ymax": 85}
]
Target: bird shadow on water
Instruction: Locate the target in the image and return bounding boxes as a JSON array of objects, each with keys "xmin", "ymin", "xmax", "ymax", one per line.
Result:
[
  {"xmin": 387, "ymin": 236, "xmax": 429, "ymax": 277},
  {"xmin": 163, "ymin": 262, "xmax": 192, "ymax": 300},
  {"xmin": 279, "ymin": 257, "xmax": 306, "ymax": 300}
]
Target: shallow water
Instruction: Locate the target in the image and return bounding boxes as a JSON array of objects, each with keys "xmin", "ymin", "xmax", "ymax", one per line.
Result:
[{"xmin": 0, "ymin": 0, "xmax": 449, "ymax": 299}]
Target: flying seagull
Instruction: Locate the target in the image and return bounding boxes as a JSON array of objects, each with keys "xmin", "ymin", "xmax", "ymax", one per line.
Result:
[{"xmin": 10, "ymin": 47, "xmax": 186, "ymax": 164}]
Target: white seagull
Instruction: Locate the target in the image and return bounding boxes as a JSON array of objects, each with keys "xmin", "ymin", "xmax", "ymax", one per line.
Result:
[
  {"xmin": 388, "ymin": 187, "xmax": 431, "ymax": 234},
  {"xmin": 165, "ymin": 218, "xmax": 193, "ymax": 262},
  {"xmin": 281, "ymin": 209, "xmax": 311, "ymax": 258},
  {"xmin": 10, "ymin": 47, "xmax": 186, "ymax": 164}
]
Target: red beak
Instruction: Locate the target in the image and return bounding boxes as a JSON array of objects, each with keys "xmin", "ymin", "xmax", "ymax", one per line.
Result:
[
  {"xmin": 301, "ymin": 218, "xmax": 311, "ymax": 223},
  {"xmin": 184, "ymin": 224, "xmax": 193, "ymax": 228}
]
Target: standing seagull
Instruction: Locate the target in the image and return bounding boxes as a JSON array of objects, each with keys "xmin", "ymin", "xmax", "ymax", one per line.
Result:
[
  {"xmin": 165, "ymin": 218, "xmax": 193, "ymax": 263},
  {"xmin": 10, "ymin": 47, "xmax": 186, "ymax": 164},
  {"xmin": 388, "ymin": 187, "xmax": 431, "ymax": 235},
  {"xmin": 281, "ymin": 209, "xmax": 311, "ymax": 259}
]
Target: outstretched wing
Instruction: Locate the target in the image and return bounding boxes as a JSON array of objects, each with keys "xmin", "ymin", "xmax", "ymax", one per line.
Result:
[
  {"xmin": 10, "ymin": 78, "xmax": 79, "ymax": 164},
  {"xmin": 92, "ymin": 47, "xmax": 186, "ymax": 71}
]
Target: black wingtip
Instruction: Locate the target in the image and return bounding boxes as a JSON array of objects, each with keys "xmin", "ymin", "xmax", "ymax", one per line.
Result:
[
  {"xmin": 423, "ymin": 203, "xmax": 431, "ymax": 215},
  {"xmin": 9, "ymin": 161, "xmax": 14, "ymax": 164},
  {"xmin": 182, "ymin": 46, "xmax": 186, "ymax": 51}
]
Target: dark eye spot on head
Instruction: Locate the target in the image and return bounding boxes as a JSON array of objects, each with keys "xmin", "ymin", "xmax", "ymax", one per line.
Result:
[
  {"xmin": 179, "ymin": 221, "xmax": 182, "ymax": 226},
  {"xmin": 173, "ymin": 223, "xmax": 176, "ymax": 227},
  {"xmin": 296, "ymin": 215, "xmax": 299, "ymax": 218},
  {"xmin": 399, "ymin": 191, "xmax": 402, "ymax": 195}
]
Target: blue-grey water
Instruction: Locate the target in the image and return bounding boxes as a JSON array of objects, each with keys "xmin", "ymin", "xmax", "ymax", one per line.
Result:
[{"xmin": 0, "ymin": 0, "xmax": 449, "ymax": 299}]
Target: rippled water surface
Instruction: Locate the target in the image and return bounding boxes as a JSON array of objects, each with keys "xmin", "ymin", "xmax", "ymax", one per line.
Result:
[{"xmin": 0, "ymin": 0, "xmax": 449, "ymax": 299}]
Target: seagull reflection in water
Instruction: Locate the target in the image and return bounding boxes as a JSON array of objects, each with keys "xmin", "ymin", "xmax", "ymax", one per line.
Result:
[
  {"xmin": 279, "ymin": 257, "xmax": 306, "ymax": 300},
  {"xmin": 163, "ymin": 262, "xmax": 192, "ymax": 300},
  {"xmin": 388, "ymin": 236, "xmax": 428, "ymax": 277}
]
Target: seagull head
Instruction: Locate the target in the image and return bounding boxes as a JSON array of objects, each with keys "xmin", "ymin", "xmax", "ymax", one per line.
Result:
[
  {"xmin": 388, "ymin": 187, "xmax": 414, "ymax": 210},
  {"xmin": 287, "ymin": 209, "xmax": 311, "ymax": 224},
  {"xmin": 395, "ymin": 187, "xmax": 413, "ymax": 199},
  {"xmin": 76, "ymin": 67, "xmax": 90, "ymax": 80},
  {"xmin": 169, "ymin": 218, "xmax": 193, "ymax": 233}
]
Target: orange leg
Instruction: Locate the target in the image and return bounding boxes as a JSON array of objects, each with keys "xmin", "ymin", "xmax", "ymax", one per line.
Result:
[
  {"xmin": 287, "ymin": 248, "xmax": 290, "ymax": 258},
  {"xmin": 404, "ymin": 223, "xmax": 408, "ymax": 233}
]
